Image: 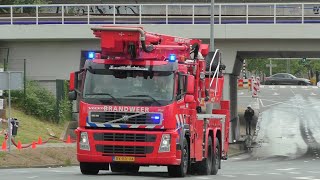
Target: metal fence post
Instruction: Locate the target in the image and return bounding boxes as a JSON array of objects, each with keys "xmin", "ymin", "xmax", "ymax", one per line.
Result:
[
  {"xmin": 62, "ymin": 5, "xmax": 64, "ymax": 24},
  {"xmin": 166, "ymin": 5, "xmax": 168, "ymax": 24},
  {"xmin": 139, "ymin": 5, "xmax": 142, "ymax": 24},
  {"xmin": 246, "ymin": 4, "xmax": 249, "ymax": 24},
  {"xmin": 113, "ymin": 5, "xmax": 116, "ymax": 24},
  {"xmin": 219, "ymin": 4, "xmax": 222, "ymax": 24},
  {"xmin": 302, "ymin": 3, "xmax": 304, "ymax": 24},
  {"xmin": 274, "ymin": 4, "xmax": 276, "ymax": 24},
  {"xmin": 24, "ymin": 59, "xmax": 26, "ymax": 107},
  {"xmin": 87, "ymin": 5, "xmax": 90, "ymax": 24},
  {"xmin": 10, "ymin": 6, "xmax": 13, "ymax": 25},
  {"xmin": 192, "ymin": 5, "xmax": 195, "ymax": 24},
  {"xmin": 36, "ymin": 5, "xmax": 39, "ymax": 25}
]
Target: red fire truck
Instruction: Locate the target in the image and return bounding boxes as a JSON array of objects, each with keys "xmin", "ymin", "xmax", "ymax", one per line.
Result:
[{"xmin": 68, "ymin": 26, "xmax": 230, "ymax": 177}]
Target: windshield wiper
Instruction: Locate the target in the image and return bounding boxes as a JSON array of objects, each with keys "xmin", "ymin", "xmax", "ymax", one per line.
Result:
[
  {"xmin": 124, "ymin": 94, "xmax": 162, "ymax": 105},
  {"xmin": 85, "ymin": 93, "xmax": 120, "ymax": 104}
]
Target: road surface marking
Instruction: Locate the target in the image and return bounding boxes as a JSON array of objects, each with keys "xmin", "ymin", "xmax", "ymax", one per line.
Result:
[
  {"xmin": 291, "ymin": 86, "xmax": 297, "ymax": 88},
  {"xmin": 247, "ymin": 174, "xmax": 260, "ymax": 176},
  {"xmin": 294, "ymin": 176, "xmax": 313, "ymax": 179},
  {"xmin": 221, "ymin": 175, "xmax": 236, "ymax": 178},
  {"xmin": 289, "ymin": 172, "xmax": 301, "ymax": 174},
  {"xmin": 273, "ymin": 92, "xmax": 280, "ymax": 95},
  {"xmin": 311, "ymin": 92, "xmax": 317, "ymax": 96},
  {"xmin": 27, "ymin": 176, "xmax": 38, "ymax": 179},
  {"xmin": 268, "ymin": 172, "xmax": 282, "ymax": 175},
  {"xmin": 276, "ymin": 168, "xmax": 298, "ymax": 171},
  {"xmin": 304, "ymin": 161, "xmax": 309, "ymax": 162},
  {"xmin": 197, "ymin": 177, "xmax": 210, "ymax": 179},
  {"xmin": 308, "ymin": 171, "xmax": 320, "ymax": 174}
]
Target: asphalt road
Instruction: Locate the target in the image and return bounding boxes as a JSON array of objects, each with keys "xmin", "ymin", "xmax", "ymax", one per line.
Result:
[{"xmin": 0, "ymin": 85, "xmax": 319, "ymax": 179}]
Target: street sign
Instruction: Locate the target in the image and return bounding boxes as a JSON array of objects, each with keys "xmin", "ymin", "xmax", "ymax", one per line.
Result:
[
  {"xmin": 266, "ymin": 64, "xmax": 277, "ymax": 67},
  {"xmin": 0, "ymin": 71, "xmax": 24, "ymax": 90}
]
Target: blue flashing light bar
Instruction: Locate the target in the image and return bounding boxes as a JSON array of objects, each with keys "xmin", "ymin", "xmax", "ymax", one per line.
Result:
[
  {"xmin": 169, "ymin": 54, "xmax": 176, "ymax": 62},
  {"xmin": 87, "ymin": 51, "xmax": 95, "ymax": 59}
]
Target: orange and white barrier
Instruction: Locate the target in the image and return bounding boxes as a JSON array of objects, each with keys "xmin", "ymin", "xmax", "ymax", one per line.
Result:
[
  {"xmin": 238, "ymin": 79, "xmax": 244, "ymax": 88},
  {"xmin": 252, "ymin": 80, "xmax": 259, "ymax": 98},
  {"xmin": 256, "ymin": 77, "xmax": 261, "ymax": 92}
]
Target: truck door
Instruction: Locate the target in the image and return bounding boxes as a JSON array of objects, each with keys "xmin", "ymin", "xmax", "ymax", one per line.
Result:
[{"xmin": 176, "ymin": 73, "xmax": 195, "ymax": 158}]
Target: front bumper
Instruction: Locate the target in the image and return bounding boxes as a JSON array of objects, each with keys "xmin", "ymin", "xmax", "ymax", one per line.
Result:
[{"xmin": 75, "ymin": 128, "xmax": 181, "ymax": 165}]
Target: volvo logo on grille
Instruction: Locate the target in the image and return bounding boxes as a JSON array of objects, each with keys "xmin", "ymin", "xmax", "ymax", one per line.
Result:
[{"xmin": 122, "ymin": 115, "xmax": 129, "ymax": 121}]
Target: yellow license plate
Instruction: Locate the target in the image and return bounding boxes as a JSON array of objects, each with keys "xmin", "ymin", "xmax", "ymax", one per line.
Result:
[{"xmin": 113, "ymin": 156, "xmax": 135, "ymax": 162}]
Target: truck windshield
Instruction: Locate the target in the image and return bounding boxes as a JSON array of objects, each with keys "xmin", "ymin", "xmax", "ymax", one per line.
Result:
[{"xmin": 82, "ymin": 69, "xmax": 175, "ymax": 106}]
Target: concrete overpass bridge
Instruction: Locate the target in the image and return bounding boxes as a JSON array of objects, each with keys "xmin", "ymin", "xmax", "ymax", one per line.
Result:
[{"xmin": 1, "ymin": 2, "xmax": 320, "ymax": 142}]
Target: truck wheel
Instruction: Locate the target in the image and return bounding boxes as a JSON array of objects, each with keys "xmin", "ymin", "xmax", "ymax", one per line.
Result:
[
  {"xmin": 211, "ymin": 138, "xmax": 221, "ymax": 175},
  {"xmin": 110, "ymin": 164, "xmax": 140, "ymax": 173},
  {"xmin": 168, "ymin": 138, "xmax": 189, "ymax": 177},
  {"xmin": 197, "ymin": 136, "xmax": 213, "ymax": 175},
  {"xmin": 80, "ymin": 162, "xmax": 99, "ymax": 175}
]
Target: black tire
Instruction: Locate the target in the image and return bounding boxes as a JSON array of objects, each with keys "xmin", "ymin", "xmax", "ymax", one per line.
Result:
[
  {"xmin": 211, "ymin": 138, "xmax": 221, "ymax": 175},
  {"xmin": 298, "ymin": 81, "xmax": 305, "ymax": 86},
  {"xmin": 110, "ymin": 164, "xmax": 140, "ymax": 173},
  {"xmin": 271, "ymin": 82, "xmax": 277, "ymax": 85},
  {"xmin": 80, "ymin": 162, "xmax": 100, "ymax": 175},
  {"xmin": 197, "ymin": 136, "xmax": 213, "ymax": 175},
  {"xmin": 168, "ymin": 138, "xmax": 189, "ymax": 177}
]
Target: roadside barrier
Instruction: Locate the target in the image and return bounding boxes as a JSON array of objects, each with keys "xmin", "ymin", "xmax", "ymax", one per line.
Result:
[
  {"xmin": 252, "ymin": 79, "xmax": 259, "ymax": 98},
  {"xmin": 1, "ymin": 126, "xmax": 76, "ymax": 151}
]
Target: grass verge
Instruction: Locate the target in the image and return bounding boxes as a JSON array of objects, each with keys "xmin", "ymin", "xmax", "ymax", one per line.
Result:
[{"xmin": 0, "ymin": 108, "xmax": 67, "ymax": 145}]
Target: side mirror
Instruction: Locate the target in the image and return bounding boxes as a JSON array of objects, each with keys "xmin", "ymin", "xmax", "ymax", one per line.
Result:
[
  {"xmin": 185, "ymin": 94, "xmax": 195, "ymax": 103},
  {"xmin": 68, "ymin": 91, "xmax": 77, "ymax": 101},
  {"xmin": 186, "ymin": 75, "xmax": 195, "ymax": 94},
  {"xmin": 69, "ymin": 72, "xmax": 77, "ymax": 91}
]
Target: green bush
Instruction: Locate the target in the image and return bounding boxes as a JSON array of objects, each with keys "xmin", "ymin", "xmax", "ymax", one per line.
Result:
[
  {"xmin": 11, "ymin": 80, "xmax": 57, "ymax": 122},
  {"xmin": 58, "ymin": 81, "xmax": 72, "ymax": 122}
]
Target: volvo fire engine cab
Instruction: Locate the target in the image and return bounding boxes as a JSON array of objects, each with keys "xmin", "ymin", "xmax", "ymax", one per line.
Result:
[{"xmin": 68, "ymin": 26, "xmax": 230, "ymax": 177}]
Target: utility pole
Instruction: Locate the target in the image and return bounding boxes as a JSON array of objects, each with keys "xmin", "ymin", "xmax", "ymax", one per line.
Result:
[
  {"xmin": 269, "ymin": 59, "xmax": 272, "ymax": 76},
  {"xmin": 210, "ymin": 0, "xmax": 215, "ymax": 51}
]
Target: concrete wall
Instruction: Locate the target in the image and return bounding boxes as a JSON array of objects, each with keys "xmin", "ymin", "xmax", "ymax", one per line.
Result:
[{"xmin": 2, "ymin": 40, "xmax": 99, "ymax": 80}]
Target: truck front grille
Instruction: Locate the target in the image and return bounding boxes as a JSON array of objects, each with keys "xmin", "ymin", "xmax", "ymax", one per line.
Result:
[
  {"xmin": 96, "ymin": 145, "xmax": 153, "ymax": 155},
  {"xmin": 94, "ymin": 133, "xmax": 156, "ymax": 142},
  {"xmin": 90, "ymin": 112, "xmax": 161, "ymax": 125}
]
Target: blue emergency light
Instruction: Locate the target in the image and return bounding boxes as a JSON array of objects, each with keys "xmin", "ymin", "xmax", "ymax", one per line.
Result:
[
  {"xmin": 151, "ymin": 114, "xmax": 161, "ymax": 124},
  {"xmin": 87, "ymin": 51, "xmax": 95, "ymax": 59},
  {"xmin": 169, "ymin": 54, "xmax": 176, "ymax": 62}
]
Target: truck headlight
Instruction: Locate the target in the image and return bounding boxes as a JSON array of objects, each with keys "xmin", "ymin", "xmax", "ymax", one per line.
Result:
[
  {"xmin": 159, "ymin": 134, "xmax": 171, "ymax": 152},
  {"xmin": 80, "ymin": 132, "xmax": 90, "ymax": 151}
]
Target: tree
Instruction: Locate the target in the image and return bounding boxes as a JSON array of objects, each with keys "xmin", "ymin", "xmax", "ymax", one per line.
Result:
[
  {"xmin": 0, "ymin": 0, "xmax": 49, "ymax": 4},
  {"xmin": 0, "ymin": 0, "xmax": 49, "ymax": 13}
]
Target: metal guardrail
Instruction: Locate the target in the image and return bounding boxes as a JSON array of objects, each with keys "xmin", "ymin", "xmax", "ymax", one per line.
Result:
[{"xmin": 0, "ymin": 3, "xmax": 320, "ymax": 25}]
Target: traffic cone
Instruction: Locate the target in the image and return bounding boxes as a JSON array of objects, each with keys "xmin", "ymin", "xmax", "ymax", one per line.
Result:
[
  {"xmin": 1, "ymin": 140, "xmax": 6, "ymax": 151},
  {"xmin": 32, "ymin": 141, "xmax": 36, "ymax": 149},
  {"xmin": 66, "ymin": 135, "xmax": 71, "ymax": 144},
  {"xmin": 17, "ymin": 140, "xmax": 22, "ymax": 150},
  {"xmin": 38, "ymin": 136, "xmax": 42, "ymax": 145}
]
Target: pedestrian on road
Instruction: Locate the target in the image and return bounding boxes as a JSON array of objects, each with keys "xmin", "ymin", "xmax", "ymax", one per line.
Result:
[{"xmin": 244, "ymin": 105, "xmax": 254, "ymax": 135}]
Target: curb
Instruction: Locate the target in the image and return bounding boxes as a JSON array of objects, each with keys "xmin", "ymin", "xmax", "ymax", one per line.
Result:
[
  {"xmin": 228, "ymin": 151, "xmax": 247, "ymax": 158},
  {"xmin": 0, "ymin": 163, "xmax": 79, "ymax": 169}
]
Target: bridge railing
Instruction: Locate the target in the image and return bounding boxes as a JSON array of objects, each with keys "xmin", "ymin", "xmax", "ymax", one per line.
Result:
[{"xmin": 0, "ymin": 3, "xmax": 320, "ymax": 25}]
